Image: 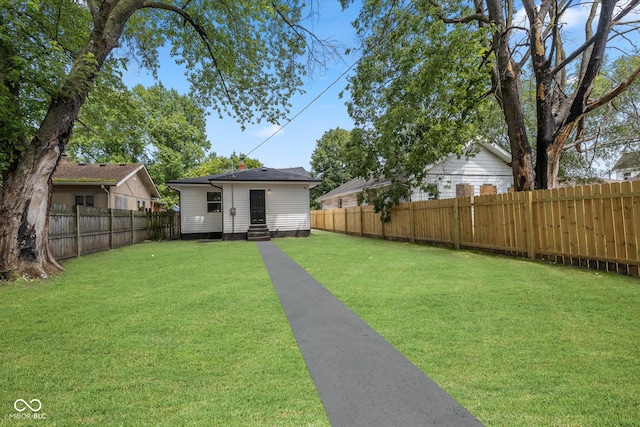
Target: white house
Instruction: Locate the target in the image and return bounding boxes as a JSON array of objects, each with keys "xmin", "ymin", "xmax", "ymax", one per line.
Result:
[
  {"xmin": 317, "ymin": 142, "xmax": 513, "ymax": 209},
  {"xmin": 612, "ymin": 152, "xmax": 640, "ymax": 181},
  {"xmin": 167, "ymin": 166, "xmax": 321, "ymax": 240}
]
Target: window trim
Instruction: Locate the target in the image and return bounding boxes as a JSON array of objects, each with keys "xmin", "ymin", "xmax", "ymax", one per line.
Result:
[
  {"xmin": 74, "ymin": 194, "xmax": 95, "ymax": 207},
  {"xmin": 207, "ymin": 191, "xmax": 222, "ymax": 213}
]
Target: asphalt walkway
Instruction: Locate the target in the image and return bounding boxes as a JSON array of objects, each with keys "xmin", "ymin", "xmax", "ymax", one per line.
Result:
[{"xmin": 257, "ymin": 241, "xmax": 484, "ymax": 427}]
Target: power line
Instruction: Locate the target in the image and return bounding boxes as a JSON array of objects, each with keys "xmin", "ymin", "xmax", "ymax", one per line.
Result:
[{"xmin": 245, "ymin": 2, "xmax": 417, "ymax": 158}]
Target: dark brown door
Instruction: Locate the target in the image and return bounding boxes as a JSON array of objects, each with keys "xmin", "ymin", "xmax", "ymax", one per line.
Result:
[{"xmin": 250, "ymin": 190, "xmax": 266, "ymax": 224}]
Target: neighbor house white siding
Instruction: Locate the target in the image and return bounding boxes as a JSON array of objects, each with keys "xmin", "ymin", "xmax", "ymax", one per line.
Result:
[
  {"xmin": 175, "ymin": 185, "xmax": 223, "ymax": 234},
  {"xmin": 412, "ymin": 147, "xmax": 512, "ymax": 200}
]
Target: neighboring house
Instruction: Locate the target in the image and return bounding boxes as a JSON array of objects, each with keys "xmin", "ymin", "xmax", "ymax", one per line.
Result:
[
  {"xmin": 317, "ymin": 142, "xmax": 513, "ymax": 209},
  {"xmin": 166, "ymin": 166, "xmax": 321, "ymax": 240},
  {"xmin": 52, "ymin": 157, "xmax": 162, "ymax": 211},
  {"xmin": 612, "ymin": 152, "xmax": 640, "ymax": 181}
]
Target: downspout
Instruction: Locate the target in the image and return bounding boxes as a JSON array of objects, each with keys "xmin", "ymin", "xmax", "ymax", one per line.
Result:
[{"xmin": 101, "ymin": 185, "xmax": 110, "ymax": 209}]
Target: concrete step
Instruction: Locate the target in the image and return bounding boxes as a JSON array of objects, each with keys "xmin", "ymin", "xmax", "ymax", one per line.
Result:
[{"xmin": 247, "ymin": 225, "xmax": 271, "ymax": 241}]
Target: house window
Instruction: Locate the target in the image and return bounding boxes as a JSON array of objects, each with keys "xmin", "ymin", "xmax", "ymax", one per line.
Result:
[
  {"xmin": 75, "ymin": 194, "xmax": 95, "ymax": 207},
  {"xmin": 207, "ymin": 192, "xmax": 222, "ymax": 212},
  {"xmin": 624, "ymin": 172, "xmax": 631, "ymax": 181},
  {"xmin": 338, "ymin": 198, "xmax": 343, "ymax": 208},
  {"xmin": 137, "ymin": 200, "xmax": 146, "ymax": 211}
]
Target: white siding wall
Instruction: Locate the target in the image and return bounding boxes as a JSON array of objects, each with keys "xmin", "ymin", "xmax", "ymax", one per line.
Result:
[
  {"xmin": 176, "ymin": 185, "xmax": 223, "ymax": 234},
  {"xmin": 266, "ymin": 185, "xmax": 310, "ymax": 232},
  {"xmin": 221, "ymin": 183, "xmax": 310, "ymax": 233},
  {"xmin": 222, "ymin": 183, "xmax": 250, "ymax": 234},
  {"xmin": 412, "ymin": 148, "xmax": 513, "ymax": 200}
]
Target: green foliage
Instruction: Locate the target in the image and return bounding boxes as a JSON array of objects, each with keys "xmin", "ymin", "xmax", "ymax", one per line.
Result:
[
  {"xmin": 310, "ymin": 128, "xmax": 353, "ymax": 209},
  {"xmin": 0, "ymin": 0, "xmax": 90, "ymax": 175},
  {"xmin": 187, "ymin": 152, "xmax": 263, "ymax": 177},
  {"xmin": 68, "ymin": 82, "xmax": 211, "ymax": 206},
  {"xmin": 344, "ymin": 0, "xmax": 492, "ymax": 214},
  {"xmin": 564, "ymin": 55, "xmax": 640, "ymax": 179},
  {"xmin": 2, "ymin": 0, "xmax": 331, "ymax": 178},
  {"xmin": 120, "ymin": 0, "xmax": 312, "ymax": 127}
]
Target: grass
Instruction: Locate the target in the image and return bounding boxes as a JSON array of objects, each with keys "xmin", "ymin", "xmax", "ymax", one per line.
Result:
[
  {"xmin": 0, "ymin": 241, "xmax": 328, "ymax": 426},
  {"xmin": 275, "ymin": 231, "xmax": 640, "ymax": 427}
]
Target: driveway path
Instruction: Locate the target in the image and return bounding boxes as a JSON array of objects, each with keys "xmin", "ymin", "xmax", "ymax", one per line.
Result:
[{"xmin": 258, "ymin": 241, "xmax": 484, "ymax": 427}]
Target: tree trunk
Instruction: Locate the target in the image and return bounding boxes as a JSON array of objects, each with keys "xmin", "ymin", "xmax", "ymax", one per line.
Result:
[
  {"xmin": 545, "ymin": 122, "xmax": 576, "ymax": 189},
  {"xmin": 486, "ymin": 0, "xmax": 535, "ymax": 191},
  {"xmin": 0, "ymin": 145, "xmax": 65, "ymax": 279},
  {"xmin": 0, "ymin": 0, "xmax": 141, "ymax": 279}
]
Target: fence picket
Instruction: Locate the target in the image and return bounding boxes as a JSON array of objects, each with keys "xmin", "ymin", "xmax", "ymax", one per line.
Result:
[
  {"xmin": 311, "ymin": 182, "xmax": 640, "ymax": 277},
  {"xmin": 49, "ymin": 203, "xmax": 180, "ymax": 260}
]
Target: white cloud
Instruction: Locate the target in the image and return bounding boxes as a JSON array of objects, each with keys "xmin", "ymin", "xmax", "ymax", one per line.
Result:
[
  {"xmin": 255, "ymin": 124, "xmax": 284, "ymax": 139},
  {"xmin": 513, "ymin": 2, "xmax": 594, "ymax": 30}
]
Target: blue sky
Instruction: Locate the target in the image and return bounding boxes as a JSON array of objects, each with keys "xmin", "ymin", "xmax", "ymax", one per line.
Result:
[
  {"xmin": 119, "ymin": 1, "xmax": 639, "ymax": 172},
  {"xmin": 121, "ymin": 2, "xmax": 361, "ymax": 171}
]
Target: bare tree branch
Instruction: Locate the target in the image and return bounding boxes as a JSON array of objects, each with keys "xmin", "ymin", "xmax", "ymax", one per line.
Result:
[
  {"xmin": 586, "ymin": 63, "xmax": 640, "ymax": 113},
  {"xmin": 426, "ymin": 0, "xmax": 490, "ymax": 24},
  {"xmin": 612, "ymin": 0, "xmax": 640, "ymax": 24}
]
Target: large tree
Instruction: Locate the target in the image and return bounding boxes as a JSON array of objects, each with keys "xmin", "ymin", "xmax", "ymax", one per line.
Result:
[
  {"xmin": 343, "ymin": 0, "xmax": 640, "ymax": 192},
  {"xmin": 309, "ymin": 127, "xmax": 353, "ymax": 209},
  {"xmin": 69, "ymin": 81, "xmax": 212, "ymax": 204},
  {"xmin": 0, "ymin": 0, "xmax": 334, "ymax": 279}
]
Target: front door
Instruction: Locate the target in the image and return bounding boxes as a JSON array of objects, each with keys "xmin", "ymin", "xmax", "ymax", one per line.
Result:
[{"xmin": 250, "ymin": 190, "xmax": 266, "ymax": 225}]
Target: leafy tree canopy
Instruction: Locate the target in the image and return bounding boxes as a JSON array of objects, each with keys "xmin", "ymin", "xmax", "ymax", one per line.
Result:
[
  {"xmin": 341, "ymin": 0, "xmax": 640, "ymax": 199},
  {"xmin": 0, "ymin": 0, "xmax": 336, "ymax": 278},
  {"xmin": 310, "ymin": 127, "xmax": 353, "ymax": 209},
  {"xmin": 67, "ymin": 81, "xmax": 211, "ymax": 205},
  {"xmin": 188, "ymin": 152, "xmax": 262, "ymax": 178}
]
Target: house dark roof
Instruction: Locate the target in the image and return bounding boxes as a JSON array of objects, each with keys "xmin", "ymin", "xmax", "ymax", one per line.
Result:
[
  {"xmin": 613, "ymin": 152, "xmax": 640, "ymax": 171},
  {"xmin": 166, "ymin": 167, "xmax": 320, "ymax": 185},
  {"xmin": 53, "ymin": 157, "xmax": 160, "ymax": 197},
  {"xmin": 316, "ymin": 176, "xmax": 395, "ymax": 202}
]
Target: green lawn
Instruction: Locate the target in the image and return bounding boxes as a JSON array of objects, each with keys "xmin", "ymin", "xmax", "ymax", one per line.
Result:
[
  {"xmin": 275, "ymin": 231, "xmax": 640, "ymax": 427},
  {"xmin": 2, "ymin": 233, "xmax": 639, "ymax": 426},
  {"xmin": 0, "ymin": 241, "xmax": 328, "ymax": 426}
]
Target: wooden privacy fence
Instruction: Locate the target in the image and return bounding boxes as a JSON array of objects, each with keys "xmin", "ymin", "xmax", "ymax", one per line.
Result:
[
  {"xmin": 49, "ymin": 203, "xmax": 180, "ymax": 260},
  {"xmin": 311, "ymin": 181, "xmax": 640, "ymax": 277}
]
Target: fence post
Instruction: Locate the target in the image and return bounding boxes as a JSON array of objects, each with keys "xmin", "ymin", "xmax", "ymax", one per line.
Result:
[
  {"xmin": 75, "ymin": 204, "xmax": 81, "ymax": 258},
  {"xmin": 332, "ymin": 209, "xmax": 336, "ymax": 232},
  {"xmin": 453, "ymin": 198, "xmax": 460, "ymax": 250},
  {"xmin": 345, "ymin": 208, "xmax": 348, "ymax": 234},
  {"xmin": 109, "ymin": 208, "xmax": 114, "ymax": 249},
  {"xmin": 409, "ymin": 202, "xmax": 415, "ymax": 243},
  {"xmin": 131, "ymin": 210, "xmax": 135, "ymax": 244},
  {"xmin": 526, "ymin": 191, "xmax": 534, "ymax": 259},
  {"xmin": 359, "ymin": 205, "xmax": 364, "ymax": 236}
]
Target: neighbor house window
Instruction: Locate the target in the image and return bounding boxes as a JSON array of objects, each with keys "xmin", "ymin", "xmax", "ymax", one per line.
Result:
[
  {"xmin": 207, "ymin": 192, "xmax": 222, "ymax": 212},
  {"xmin": 75, "ymin": 194, "xmax": 95, "ymax": 207},
  {"xmin": 624, "ymin": 172, "xmax": 631, "ymax": 181},
  {"xmin": 137, "ymin": 200, "xmax": 146, "ymax": 210}
]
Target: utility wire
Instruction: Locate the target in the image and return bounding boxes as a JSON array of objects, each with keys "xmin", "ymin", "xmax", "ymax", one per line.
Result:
[{"xmin": 245, "ymin": 2, "xmax": 417, "ymax": 157}]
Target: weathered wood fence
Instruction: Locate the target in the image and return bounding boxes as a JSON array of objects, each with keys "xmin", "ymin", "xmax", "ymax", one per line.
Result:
[
  {"xmin": 311, "ymin": 181, "xmax": 640, "ymax": 277},
  {"xmin": 49, "ymin": 203, "xmax": 180, "ymax": 260}
]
